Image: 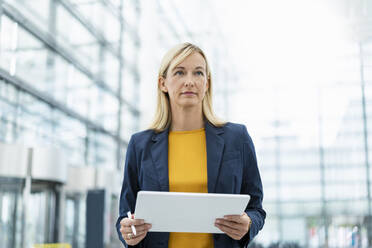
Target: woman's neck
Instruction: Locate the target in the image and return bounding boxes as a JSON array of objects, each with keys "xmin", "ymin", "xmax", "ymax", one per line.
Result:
[{"xmin": 170, "ymin": 105, "xmax": 204, "ymax": 132}]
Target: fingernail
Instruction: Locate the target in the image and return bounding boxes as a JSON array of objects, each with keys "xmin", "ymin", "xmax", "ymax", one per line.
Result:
[{"xmin": 216, "ymin": 220, "xmax": 220, "ymax": 223}]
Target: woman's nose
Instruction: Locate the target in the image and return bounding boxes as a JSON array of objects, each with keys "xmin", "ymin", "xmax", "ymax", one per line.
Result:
[{"xmin": 184, "ymin": 75, "xmax": 195, "ymax": 87}]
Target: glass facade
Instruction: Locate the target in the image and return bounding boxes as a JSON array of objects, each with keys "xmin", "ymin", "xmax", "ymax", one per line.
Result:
[
  {"xmin": 254, "ymin": 1, "xmax": 372, "ymax": 247},
  {"xmin": 0, "ymin": 0, "xmax": 140, "ymax": 169}
]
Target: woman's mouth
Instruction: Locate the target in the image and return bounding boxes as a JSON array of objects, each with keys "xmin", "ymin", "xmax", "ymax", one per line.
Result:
[{"xmin": 182, "ymin": 92, "xmax": 196, "ymax": 95}]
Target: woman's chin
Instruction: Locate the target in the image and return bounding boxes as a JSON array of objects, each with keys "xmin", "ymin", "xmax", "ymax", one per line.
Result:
[{"xmin": 177, "ymin": 100, "xmax": 201, "ymax": 109}]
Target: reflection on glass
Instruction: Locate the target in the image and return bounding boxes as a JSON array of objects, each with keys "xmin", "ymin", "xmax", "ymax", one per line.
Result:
[
  {"xmin": 0, "ymin": 178, "xmax": 24, "ymax": 248},
  {"xmin": 64, "ymin": 197, "xmax": 75, "ymax": 247},
  {"xmin": 72, "ymin": 1, "xmax": 120, "ymax": 46},
  {"xmin": 27, "ymin": 191, "xmax": 47, "ymax": 245},
  {"xmin": 0, "ymin": 15, "xmax": 18, "ymax": 74},
  {"xmin": 120, "ymin": 104, "xmax": 137, "ymax": 141},
  {"xmin": 122, "ymin": 66, "xmax": 137, "ymax": 103},
  {"xmin": 0, "ymin": 191, "xmax": 17, "ymax": 247},
  {"xmin": 55, "ymin": 3, "xmax": 99, "ymax": 72},
  {"xmin": 255, "ymin": 38, "xmax": 372, "ymax": 246},
  {"xmin": 25, "ymin": 183, "xmax": 57, "ymax": 247},
  {"xmin": 5, "ymin": 0, "xmax": 50, "ymax": 34},
  {"xmin": 77, "ymin": 194, "xmax": 86, "ymax": 248},
  {"xmin": 109, "ymin": 194, "xmax": 122, "ymax": 247},
  {"xmin": 63, "ymin": 193, "xmax": 86, "ymax": 248},
  {"xmin": 103, "ymin": 51, "xmax": 119, "ymax": 91}
]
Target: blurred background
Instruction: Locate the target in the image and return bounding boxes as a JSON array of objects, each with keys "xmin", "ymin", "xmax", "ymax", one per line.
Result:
[{"xmin": 0, "ymin": 0, "xmax": 371, "ymax": 247}]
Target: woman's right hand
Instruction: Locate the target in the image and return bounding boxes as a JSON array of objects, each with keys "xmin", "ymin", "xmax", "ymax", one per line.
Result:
[{"xmin": 119, "ymin": 214, "xmax": 152, "ymax": 246}]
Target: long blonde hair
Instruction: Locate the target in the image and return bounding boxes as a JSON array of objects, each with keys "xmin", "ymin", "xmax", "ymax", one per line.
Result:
[{"xmin": 149, "ymin": 42, "xmax": 226, "ymax": 132}]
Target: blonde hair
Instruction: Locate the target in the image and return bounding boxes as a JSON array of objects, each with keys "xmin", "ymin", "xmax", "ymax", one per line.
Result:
[{"xmin": 149, "ymin": 42, "xmax": 226, "ymax": 132}]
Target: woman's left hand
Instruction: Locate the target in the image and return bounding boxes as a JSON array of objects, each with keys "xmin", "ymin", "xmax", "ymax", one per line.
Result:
[{"xmin": 214, "ymin": 213, "xmax": 252, "ymax": 240}]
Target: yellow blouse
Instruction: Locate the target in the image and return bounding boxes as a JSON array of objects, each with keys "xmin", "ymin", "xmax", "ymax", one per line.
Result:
[{"xmin": 168, "ymin": 128, "xmax": 214, "ymax": 248}]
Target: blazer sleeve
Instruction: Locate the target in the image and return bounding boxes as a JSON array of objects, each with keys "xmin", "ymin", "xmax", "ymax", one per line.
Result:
[
  {"xmin": 115, "ymin": 135, "xmax": 142, "ymax": 247},
  {"xmin": 238, "ymin": 125, "xmax": 266, "ymax": 247}
]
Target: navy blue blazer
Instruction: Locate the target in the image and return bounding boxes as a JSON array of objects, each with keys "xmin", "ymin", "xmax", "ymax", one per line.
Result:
[{"xmin": 116, "ymin": 121, "xmax": 266, "ymax": 248}]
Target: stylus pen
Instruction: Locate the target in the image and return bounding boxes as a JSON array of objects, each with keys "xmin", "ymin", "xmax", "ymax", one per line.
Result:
[{"xmin": 127, "ymin": 211, "xmax": 137, "ymax": 236}]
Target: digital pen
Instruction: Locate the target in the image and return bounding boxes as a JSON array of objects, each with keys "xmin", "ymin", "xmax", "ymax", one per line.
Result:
[{"xmin": 127, "ymin": 211, "xmax": 137, "ymax": 236}]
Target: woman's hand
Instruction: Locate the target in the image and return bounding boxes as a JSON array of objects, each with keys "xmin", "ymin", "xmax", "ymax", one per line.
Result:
[
  {"xmin": 119, "ymin": 213, "xmax": 152, "ymax": 246},
  {"xmin": 215, "ymin": 213, "xmax": 252, "ymax": 240}
]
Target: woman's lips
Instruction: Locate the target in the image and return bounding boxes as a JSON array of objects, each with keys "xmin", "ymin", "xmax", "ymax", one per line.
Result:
[{"xmin": 182, "ymin": 92, "xmax": 196, "ymax": 95}]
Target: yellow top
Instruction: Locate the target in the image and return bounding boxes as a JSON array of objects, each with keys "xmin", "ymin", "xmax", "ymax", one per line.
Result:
[{"xmin": 168, "ymin": 128, "xmax": 214, "ymax": 248}]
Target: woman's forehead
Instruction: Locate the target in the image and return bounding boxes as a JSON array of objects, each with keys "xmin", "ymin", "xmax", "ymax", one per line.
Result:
[{"xmin": 169, "ymin": 52, "xmax": 206, "ymax": 71}]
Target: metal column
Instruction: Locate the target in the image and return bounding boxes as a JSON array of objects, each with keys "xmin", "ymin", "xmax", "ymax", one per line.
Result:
[
  {"xmin": 359, "ymin": 41, "xmax": 372, "ymax": 247},
  {"xmin": 317, "ymin": 86, "xmax": 328, "ymax": 248}
]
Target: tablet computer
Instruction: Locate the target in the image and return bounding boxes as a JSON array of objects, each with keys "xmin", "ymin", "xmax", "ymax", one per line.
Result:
[{"xmin": 134, "ymin": 191, "xmax": 250, "ymax": 233}]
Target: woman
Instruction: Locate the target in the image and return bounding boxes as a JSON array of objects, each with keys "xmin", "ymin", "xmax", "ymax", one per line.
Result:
[{"xmin": 116, "ymin": 43, "xmax": 265, "ymax": 247}]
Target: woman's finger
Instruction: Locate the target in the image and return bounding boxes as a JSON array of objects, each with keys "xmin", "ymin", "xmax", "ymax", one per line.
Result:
[
  {"xmin": 126, "ymin": 230, "xmax": 147, "ymax": 246},
  {"xmin": 132, "ymin": 224, "xmax": 151, "ymax": 237},
  {"xmin": 121, "ymin": 217, "xmax": 145, "ymax": 227},
  {"xmin": 121, "ymin": 223, "xmax": 151, "ymax": 233},
  {"xmin": 215, "ymin": 219, "xmax": 241, "ymax": 231},
  {"xmin": 223, "ymin": 214, "xmax": 244, "ymax": 223},
  {"xmin": 214, "ymin": 223, "xmax": 242, "ymax": 240},
  {"xmin": 132, "ymin": 219, "xmax": 146, "ymax": 226},
  {"xmin": 215, "ymin": 222, "xmax": 241, "ymax": 236},
  {"xmin": 121, "ymin": 223, "xmax": 152, "ymax": 245},
  {"xmin": 129, "ymin": 228, "xmax": 148, "ymax": 237}
]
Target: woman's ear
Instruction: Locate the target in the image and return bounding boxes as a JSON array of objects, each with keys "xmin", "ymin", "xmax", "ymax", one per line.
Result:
[{"xmin": 158, "ymin": 77, "xmax": 168, "ymax": 93}]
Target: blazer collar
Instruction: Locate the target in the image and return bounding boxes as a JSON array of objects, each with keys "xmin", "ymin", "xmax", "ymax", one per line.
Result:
[
  {"xmin": 150, "ymin": 121, "xmax": 225, "ymax": 193},
  {"xmin": 150, "ymin": 127, "xmax": 170, "ymax": 191},
  {"xmin": 205, "ymin": 121, "xmax": 225, "ymax": 192}
]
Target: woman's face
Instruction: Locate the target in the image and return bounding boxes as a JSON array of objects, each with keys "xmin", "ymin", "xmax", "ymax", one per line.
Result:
[{"xmin": 159, "ymin": 52, "xmax": 209, "ymax": 110}]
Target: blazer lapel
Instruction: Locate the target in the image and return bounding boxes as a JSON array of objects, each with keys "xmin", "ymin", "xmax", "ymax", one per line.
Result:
[
  {"xmin": 150, "ymin": 122, "xmax": 225, "ymax": 193},
  {"xmin": 205, "ymin": 121, "xmax": 225, "ymax": 193},
  {"xmin": 151, "ymin": 128, "xmax": 170, "ymax": 191}
]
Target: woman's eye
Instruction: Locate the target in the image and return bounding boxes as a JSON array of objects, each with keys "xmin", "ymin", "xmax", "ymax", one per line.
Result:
[
  {"xmin": 195, "ymin": 71, "xmax": 204, "ymax": 76},
  {"xmin": 175, "ymin": 71, "xmax": 184, "ymax": 75}
]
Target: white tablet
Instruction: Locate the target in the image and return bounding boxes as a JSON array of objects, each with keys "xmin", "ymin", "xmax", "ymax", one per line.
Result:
[{"xmin": 134, "ymin": 191, "xmax": 250, "ymax": 233}]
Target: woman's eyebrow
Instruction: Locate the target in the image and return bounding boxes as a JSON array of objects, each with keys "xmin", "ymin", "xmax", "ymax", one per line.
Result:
[
  {"xmin": 172, "ymin": 66, "xmax": 185, "ymax": 71},
  {"xmin": 172, "ymin": 66, "xmax": 205, "ymax": 71}
]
